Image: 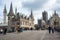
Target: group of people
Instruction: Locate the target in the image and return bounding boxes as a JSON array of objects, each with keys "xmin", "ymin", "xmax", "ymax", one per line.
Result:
[{"xmin": 48, "ymin": 26, "xmax": 54, "ymax": 34}]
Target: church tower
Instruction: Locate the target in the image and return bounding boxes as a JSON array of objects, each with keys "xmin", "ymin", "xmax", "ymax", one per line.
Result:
[
  {"xmin": 8, "ymin": 2, "xmax": 14, "ymax": 31},
  {"xmin": 3, "ymin": 4, "xmax": 7, "ymax": 24},
  {"xmin": 42, "ymin": 11, "xmax": 48, "ymax": 23},
  {"xmin": 29, "ymin": 10, "xmax": 34, "ymax": 29}
]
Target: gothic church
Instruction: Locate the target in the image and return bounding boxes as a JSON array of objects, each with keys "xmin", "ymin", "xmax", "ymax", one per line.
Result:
[{"xmin": 3, "ymin": 2, "xmax": 34, "ymax": 32}]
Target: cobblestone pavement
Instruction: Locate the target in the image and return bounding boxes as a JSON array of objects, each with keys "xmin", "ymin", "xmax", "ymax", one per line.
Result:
[
  {"xmin": 43, "ymin": 31, "xmax": 60, "ymax": 40},
  {"xmin": 0, "ymin": 30, "xmax": 60, "ymax": 40}
]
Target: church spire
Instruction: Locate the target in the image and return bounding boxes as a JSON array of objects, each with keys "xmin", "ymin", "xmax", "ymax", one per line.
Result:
[
  {"xmin": 30, "ymin": 10, "xmax": 33, "ymax": 19},
  {"xmin": 54, "ymin": 10, "xmax": 58, "ymax": 16},
  {"xmin": 3, "ymin": 4, "xmax": 7, "ymax": 24},
  {"xmin": 3, "ymin": 4, "xmax": 7, "ymax": 13},
  {"xmin": 9, "ymin": 2, "xmax": 13, "ymax": 13},
  {"xmin": 8, "ymin": 2, "xmax": 14, "ymax": 16},
  {"xmin": 54, "ymin": 10, "xmax": 58, "ymax": 15},
  {"xmin": 54, "ymin": 10, "xmax": 56, "ymax": 14}
]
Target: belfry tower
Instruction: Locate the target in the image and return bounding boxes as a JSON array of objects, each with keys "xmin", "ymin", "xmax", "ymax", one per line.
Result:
[{"xmin": 3, "ymin": 4, "xmax": 7, "ymax": 24}]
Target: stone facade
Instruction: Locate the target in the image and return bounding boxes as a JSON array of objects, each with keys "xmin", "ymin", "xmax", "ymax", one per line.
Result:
[
  {"xmin": 7, "ymin": 2, "xmax": 34, "ymax": 32},
  {"xmin": 49, "ymin": 11, "xmax": 60, "ymax": 28},
  {"xmin": 38, "ymin": 19, "xmax": 47, "ymax": 30}
]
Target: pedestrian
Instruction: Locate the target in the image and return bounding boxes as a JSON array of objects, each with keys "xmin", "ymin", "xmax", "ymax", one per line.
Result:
[
  {"xmin": 30, "ymin": 27, "xmax": 33, "ymax": 30},
  {"xmin": 51, "ymin": 26, "xmax": 54, "ymax": 33},
  {"xmin": 48, "ymin": 26, "xmax": 52, "ymax": 34}
]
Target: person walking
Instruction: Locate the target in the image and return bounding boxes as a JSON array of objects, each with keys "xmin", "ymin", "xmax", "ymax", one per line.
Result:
[
  {"xmin": 51, "ymin": 26, "xmax": 54, "ymax": 33},
  {"xmin": 48, "ymin": 26, "xmax": 52, "ymax": 34}
]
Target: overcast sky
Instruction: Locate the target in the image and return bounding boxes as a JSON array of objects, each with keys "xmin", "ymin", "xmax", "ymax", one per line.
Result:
[{"xmin": 0, "ymin": 0, "xmax": 60, "ymax": 24}]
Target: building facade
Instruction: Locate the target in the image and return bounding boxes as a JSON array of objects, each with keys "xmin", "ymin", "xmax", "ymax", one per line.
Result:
[
  {"xmin": 38, "ymin": 10, "xmax": 60, "ymax": 30},
  {"xmin": 49, "ymin": 11, "xmax": 60, "ymax": 28},
  {"xmin": 7, "ymin": 2, "xmax": 34, "ymax": 32},
  {"xmin": 38, "ymin": 19, "xmax": 42, "ymax": 29},
  {"xmin": 38, "ymin": 19, "xmax": 46, "ymax": 30}
]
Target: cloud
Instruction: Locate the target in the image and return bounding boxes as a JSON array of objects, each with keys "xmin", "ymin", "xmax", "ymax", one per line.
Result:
[
  {"xmin": 0, "ymin": 0, "xmax": 4, "ymax": 6},
  {"xmin": 0, "ymin": 0, "xmax": 60, "ymax": 24},
  {"xmin": 42, "ymin": 0, "xmax": 56, "ymax": 10},
  {"xmin": 56, "ymin": 0, "xmax": 60, "ymax": 4},
  {"xmin": 49, "ymin": 0, "xmax": 60, "ymax": 15},
  {"xmin": 22, "ymin": 0, "xmax": 48, "ymax": 10},
  {"xmin": 23, "ymin": 0, "xmax": 35, "ymax": 3},
  {"xmin": 32, "ymin": 0, "xmax": 56, "ymax": 24}
]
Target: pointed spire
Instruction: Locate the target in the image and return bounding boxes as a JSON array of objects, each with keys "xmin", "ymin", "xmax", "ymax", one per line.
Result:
[
  {"xmin": 54, "ymin": 10, "xmax": 58, "ymax": 16},
  {"xmin": 3, "ymin": 4, "xmax": 7, "ymax": 13},
  {"xmin": 54, "ymin": 10, "xmax": 57, "ymax": 15},
  {"xmin": 29, "ymin": 9, "xmax": 34, "ymax": 19},
  {"xmin": 10, "ymin": 2, "xmax": 13, "ymax": 12},
  {"xmin": 31, "ymin": 10, "xmax": 33, "ymax": 18},
  {"xmin": 54, "ymin": 10, "xmax": 56, "ymax": 14},
  {"xmin": 3, "ymin": 4, "xmax": 7, "ymax": 24},
  {"xmin": 31, "ymin": 9, "xmax": 33, "ymax": 16},
  {"xmin": 8, "ymin": 2, "xmax": 14, "ymax": 16}
]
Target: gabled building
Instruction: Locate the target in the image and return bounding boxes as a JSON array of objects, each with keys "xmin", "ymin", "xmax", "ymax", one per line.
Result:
[{"xmin": 7, "ymin": 2, "xmax": 34, "ymax": 32}]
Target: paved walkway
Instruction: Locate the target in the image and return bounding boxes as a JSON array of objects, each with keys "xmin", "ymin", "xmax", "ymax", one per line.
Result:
[
  {"xmin": 43, "ymin": 31, "xmax": 60, "ymax": 40},
  {"xmin": 0, "ymin": 30, "xmax": 60, "ymax": 40}
]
